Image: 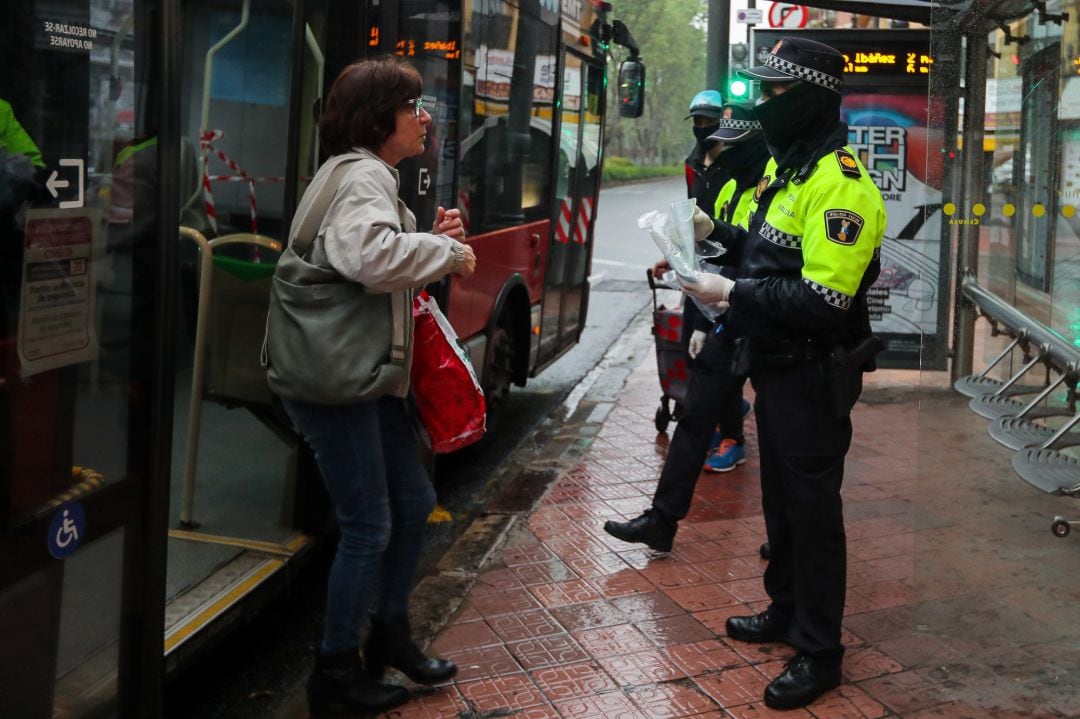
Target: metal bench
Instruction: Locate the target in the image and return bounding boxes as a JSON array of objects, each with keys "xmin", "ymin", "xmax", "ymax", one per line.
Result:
[{"xmin": 959, "ymin": 274, "xmax": 1080, "ymax": 537}]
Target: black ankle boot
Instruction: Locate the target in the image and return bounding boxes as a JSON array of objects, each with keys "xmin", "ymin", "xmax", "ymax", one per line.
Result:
[
  {"xmin": 364, "ymin": 616, "xmax": 457, "ymax": 685},
  {"xmin": 307, "ymin": 649, "xmax": 409, "ymax": 717},
  {"xmin": 603, "ymin": 509, "xmax": 676, "ymax": 551}
]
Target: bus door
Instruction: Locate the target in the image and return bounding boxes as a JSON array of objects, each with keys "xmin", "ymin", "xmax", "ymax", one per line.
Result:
[
  {"xmin": 162, "ymin": 0, "xmax": 326, "ymax": 670},
  {"xmin": 0, "ymin": 0, "xmax": 175, "ymax": 715},
  {"xmin": 538, "ymin": 50, "xmax": 604, "ymax": 363}
]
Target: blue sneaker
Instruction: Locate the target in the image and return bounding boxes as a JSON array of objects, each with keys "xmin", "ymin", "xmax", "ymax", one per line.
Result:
[
  {"xmin": 709, "ymin": 429, "xmax": 723, "ymax": 451},
  {"xmin": 705, "ymin": 439, "xmax": 746, "ymax": 473},
  {"xmin": 741, "ymin": 398, "xmax": 751, "ymax": 416}
]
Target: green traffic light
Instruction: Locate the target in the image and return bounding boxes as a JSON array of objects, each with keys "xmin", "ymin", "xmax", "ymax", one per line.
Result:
[{"xmin": 728, "ymin": 79, "xmax": 748, "ymax": 98}]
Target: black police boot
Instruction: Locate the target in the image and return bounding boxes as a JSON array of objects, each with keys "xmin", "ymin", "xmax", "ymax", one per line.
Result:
[
  {"xmin": 306, "ymin": 648, "xmax": 409, "ymax": 717},
  {"xmin": 725, "ymin": 609, "xmax": 790, "ymax": 643},
  {"xmin": 602, "ymin": 509, "xmax": 676, "ymax": 552},
  {"xmin": 364, "ymin": 616, "xmax": 457, "ymax": 685},
  {"xmin": 764, "ymin": 652, "xmax": 842, "ymax": 710}
]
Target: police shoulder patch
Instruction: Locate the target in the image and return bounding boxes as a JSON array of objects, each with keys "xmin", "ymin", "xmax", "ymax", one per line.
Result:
[
  {"xmin": 754, "ymin": 174, "xmax": 771, "ymax": 202},
  {"xmin": 824, "ymin": 210, "xmax": 864, "ymax": 245},
  {"xmin": 834, "ymin": 149, "xmax": 861, "ymax": 179}
]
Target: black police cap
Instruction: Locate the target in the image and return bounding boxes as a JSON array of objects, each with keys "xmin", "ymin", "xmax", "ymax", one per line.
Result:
[
  {"xmin": 738, "ymin": 36, "xmax": 844, "ymax": 93},
  {"xmin": 705, "ymin": 102, "xmax": 761, "ymax": 144}
]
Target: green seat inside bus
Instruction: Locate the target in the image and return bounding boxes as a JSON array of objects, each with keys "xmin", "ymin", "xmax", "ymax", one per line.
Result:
[{"xmin": 205, "ymin": 255, "xmax": 278, "ymax": 407}]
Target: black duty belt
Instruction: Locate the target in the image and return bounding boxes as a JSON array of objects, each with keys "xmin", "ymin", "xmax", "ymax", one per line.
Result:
[{"xmin": 749, "ymin": 337, "xmax": 830, "ymax": 367}]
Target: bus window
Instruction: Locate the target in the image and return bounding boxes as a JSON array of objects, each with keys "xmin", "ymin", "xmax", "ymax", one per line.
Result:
[
  {"xmin": 382, "ymin": 0, "xmax": 462, "ymax": 229},
  {"xmin": 458, "ymin": 0, "xmax": 558, "ymax": 236},
  {"xmin": 180, "ymin": 0, "xmax": 295, "ymax": 241}
]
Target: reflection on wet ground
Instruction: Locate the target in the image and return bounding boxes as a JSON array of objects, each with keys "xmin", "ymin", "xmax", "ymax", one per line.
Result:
[{"xmin": 383, "ymin": 355, "xmax": 1080, "ymax": 718}]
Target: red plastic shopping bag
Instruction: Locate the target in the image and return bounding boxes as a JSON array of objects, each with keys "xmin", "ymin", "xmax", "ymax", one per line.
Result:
[{"xmin": 410, "ymin": 291, "xmax": 487, "ymax": 453}]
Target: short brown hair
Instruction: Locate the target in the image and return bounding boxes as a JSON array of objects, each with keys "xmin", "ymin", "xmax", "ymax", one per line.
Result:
[{"xmin": 319, "ymin": 56, "xmax": 423, "ymax": 156}]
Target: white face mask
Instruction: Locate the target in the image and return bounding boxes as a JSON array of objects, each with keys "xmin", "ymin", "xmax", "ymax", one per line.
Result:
[{"xmin": 755, "ymin": 96, "xmax": 767, "ymax": 107}]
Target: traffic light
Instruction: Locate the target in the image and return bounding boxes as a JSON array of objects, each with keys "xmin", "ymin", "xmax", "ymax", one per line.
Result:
[{"xmin": 728, "ymin": 42, "xmax": 749, "ymax": 99}]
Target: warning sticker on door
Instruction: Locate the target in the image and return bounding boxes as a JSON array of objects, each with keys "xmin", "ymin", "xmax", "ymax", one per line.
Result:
[{"xmin": 17, "ymin": 209, "xmax": 98, "ymax": 377}]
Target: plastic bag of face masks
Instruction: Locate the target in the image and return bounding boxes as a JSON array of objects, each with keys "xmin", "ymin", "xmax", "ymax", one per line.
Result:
[
  {"xmin": 690, "ymin": 239, "xmax": 729, "ymax": 322},
  {"xmin": 638, "ymin": 200, "xmax": 698, "ymax": 283}
]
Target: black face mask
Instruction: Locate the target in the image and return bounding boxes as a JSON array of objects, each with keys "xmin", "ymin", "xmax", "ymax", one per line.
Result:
[
  {"xmin": 693, "ymin": 123, "xmax": 720, "ymax": 144},
  {"xmin": 753, "ymin": 82, "xmax": 841, "ymax": 157},
  {"xmin": 718, "ymin": 135, "xmax": 770, "ymax": 185}
]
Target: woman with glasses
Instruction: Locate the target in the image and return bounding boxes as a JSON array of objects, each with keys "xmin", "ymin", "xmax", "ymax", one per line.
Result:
[{"xmin": 273, "ymin": 56, "xmax": 476, "ymax": 717}]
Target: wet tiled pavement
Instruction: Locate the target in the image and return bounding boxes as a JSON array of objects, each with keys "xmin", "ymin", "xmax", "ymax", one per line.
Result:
[{"xmin": 376, "ymin": 345, "xmax": 1080, "ymax": 718}]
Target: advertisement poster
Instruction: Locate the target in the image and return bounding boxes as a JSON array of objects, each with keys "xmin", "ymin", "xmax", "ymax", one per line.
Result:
[
  {"xmin": 752, "ymin": 29, "xmax": 942, "ymax": 369},
  {"xmin": 17, "ymin": 209, "xmax": 98, "ymax": 377},
  {"xmin": 844, "ymin": 93, "xmax": 943, "ymax": 368}
]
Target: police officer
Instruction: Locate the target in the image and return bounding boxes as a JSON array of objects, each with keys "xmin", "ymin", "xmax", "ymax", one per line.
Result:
[
  {"xmin": 701, "ymin": 102, "xmax": 771, "ymax": 474},
  {"xmin": 602, "ymin": 103, "xmax": 769, "ymax": 552},
  {"xmin": 681, "ymin": 37, "xmax": 886, "ymax": 710}
]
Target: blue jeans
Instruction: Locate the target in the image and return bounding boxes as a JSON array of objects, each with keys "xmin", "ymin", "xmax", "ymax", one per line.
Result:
[{"xmin": 282, "ymin": 395, "xmax": 436, "ymax": 654}]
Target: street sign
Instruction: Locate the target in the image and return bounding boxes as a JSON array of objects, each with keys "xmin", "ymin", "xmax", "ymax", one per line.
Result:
[
  {"xmin": 767, "ymin": 3, "xmax": 809, "ymax": 28},
  {"xmin": 736, "ymin": 8, "xmax": 764, "ymax": 23}
]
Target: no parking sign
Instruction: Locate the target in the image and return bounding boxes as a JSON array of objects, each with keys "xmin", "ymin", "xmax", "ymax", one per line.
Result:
[{"xmin": 767, "ymin": 3, "xmax": 809, "ymax": 27}]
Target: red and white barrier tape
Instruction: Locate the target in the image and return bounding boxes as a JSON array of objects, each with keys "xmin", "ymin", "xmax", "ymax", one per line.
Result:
[{"xmin": 199, "ymin": 129, "xmax": 285, "ymax": 239}]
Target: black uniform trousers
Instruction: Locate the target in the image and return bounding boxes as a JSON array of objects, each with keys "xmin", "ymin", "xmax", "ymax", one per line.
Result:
[
  {"xmin": 653, "ymin": 326, "xmax": 747, "ymax": 522},
  {"xmin": 751, "ymin": 357, "xmax": 857, "ymax": 662}
]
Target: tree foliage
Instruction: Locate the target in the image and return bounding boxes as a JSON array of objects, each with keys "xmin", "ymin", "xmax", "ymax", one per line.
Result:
[{"xmin": 605, "ymin": 0, "xmax": 708, "ymax": 166}]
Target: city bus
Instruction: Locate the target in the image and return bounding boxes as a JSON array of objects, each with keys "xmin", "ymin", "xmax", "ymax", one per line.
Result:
[{"xmin": 0, "ymin": 0, "xmax": 642, "ymax": 715}]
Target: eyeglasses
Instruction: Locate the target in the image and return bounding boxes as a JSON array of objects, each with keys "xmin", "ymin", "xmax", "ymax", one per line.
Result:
[{"xmin": 406, "ymin": 96, "xmax": 436, "ymax": 118}]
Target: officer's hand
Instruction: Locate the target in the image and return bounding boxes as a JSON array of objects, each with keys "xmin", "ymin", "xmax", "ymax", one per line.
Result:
[
  {"xmin": 692, "ymin": 206, "xmax": 714, "ymax": 241},
  {"xmin": 688, "ymin": 329, "xmax": 706, "ymax": 359},
  {"xmin": 679, "ymin": 272, "xmax": 734, "ymax": 303}
]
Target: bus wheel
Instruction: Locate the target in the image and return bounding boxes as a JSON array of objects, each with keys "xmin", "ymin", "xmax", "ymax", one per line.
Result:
[{"xmin": 484, "ymin": 322, "xmax": 514, "ymax": 431}]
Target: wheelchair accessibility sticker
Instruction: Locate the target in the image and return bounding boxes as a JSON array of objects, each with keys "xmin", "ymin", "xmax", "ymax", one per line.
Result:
[{"xmin": 48, "ymin": 502, "xmax": 86, "ymax": 559}]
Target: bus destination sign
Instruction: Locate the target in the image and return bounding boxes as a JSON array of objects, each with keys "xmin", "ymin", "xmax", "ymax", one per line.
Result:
[{"xmin": 842, "ymin": 49, "xmax": 933, "ymax": 76}]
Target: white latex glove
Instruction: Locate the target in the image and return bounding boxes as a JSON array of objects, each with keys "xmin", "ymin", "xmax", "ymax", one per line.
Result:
[
  {"xmin": 688, "ymin": 329, "xmax": 707, "ymax": 359},
  {"xmin": 692, "ymin": 206, "xmax": 714, "ymax": 241},
  {"xmin": 679, "ymin": 272, "xmax": 735, "ymax": 304}
]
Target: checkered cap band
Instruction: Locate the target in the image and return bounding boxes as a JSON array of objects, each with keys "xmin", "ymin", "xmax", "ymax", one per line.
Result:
[
  {"xmin": 765, "ymin": 53, "xmax": 842, "ymax": 92},
  {"xmin": 760, "ymin": 222, "xmax": 801, "ymax": 249},
  {"xmin": 716, "ymin": 118, "xmax": 759, "ymax": 131},
  {"xmin": 804, "ymin": 278, "xmax": 853, "ymax": 310}
]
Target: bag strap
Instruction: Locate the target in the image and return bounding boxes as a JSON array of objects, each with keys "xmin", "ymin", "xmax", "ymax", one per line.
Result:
[{"xmin": 289, "ymin": 157, "xmax": 357, "ymax": 258}]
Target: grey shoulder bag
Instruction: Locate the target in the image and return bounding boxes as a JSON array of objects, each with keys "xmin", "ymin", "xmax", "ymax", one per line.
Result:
[{"xmin": 261, "ymin": 158, "xmax": 409, "ymax": 404}]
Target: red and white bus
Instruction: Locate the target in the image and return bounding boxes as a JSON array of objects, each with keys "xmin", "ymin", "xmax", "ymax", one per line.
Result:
[
  {"xmin": 0, "ymin": 0, "xmax": 642, "ymax": 715},
  {"xmin": 178, "ymin": 0, "xmax": 638, "ymax": 418}
]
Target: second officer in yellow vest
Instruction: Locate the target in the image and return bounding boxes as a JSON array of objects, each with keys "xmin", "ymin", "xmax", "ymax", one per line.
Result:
[
  {"xmin": 602, "ymin": 102, "xmax": 770, "ymax": 553},
  {"xmin": 681, "ymin": 36, "xmax": 886, "ymax": 711}
]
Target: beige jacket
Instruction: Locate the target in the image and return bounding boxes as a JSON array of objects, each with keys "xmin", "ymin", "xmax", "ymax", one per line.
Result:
[
  {"xmin": 310, "ymin": 147, "xmax": 466, "ymax": 290},
  {"xmin": 304, "ymin": 148, "xmax": 466, "ymax": 395}
]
